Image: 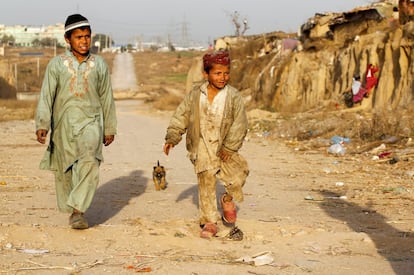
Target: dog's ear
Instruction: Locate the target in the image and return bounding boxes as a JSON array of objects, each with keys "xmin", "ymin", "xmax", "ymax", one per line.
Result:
[
  {"xmin": 160, "ymin": 166, "xmax": 164, "ymax": 169},
  {"xmin": 153, "ymin": 166, "xmax": 156, "ymax": 170}
]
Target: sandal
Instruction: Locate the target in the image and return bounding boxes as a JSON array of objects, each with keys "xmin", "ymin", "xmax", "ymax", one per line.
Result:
[
  {"xmin": 221, "ymin": 193, "xmax": 237, "ymax": 224},
  {"xmin": 69, "ymin": 212, "xmax": 89, "ymax": 230},
  {"xmin": 200, "ymin": 223, "xmax": 217, "ymax": 238}
]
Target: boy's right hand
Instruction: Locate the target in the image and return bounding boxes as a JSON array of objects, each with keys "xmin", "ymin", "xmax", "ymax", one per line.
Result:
[
  {"xmin": 163, "ymin": 143, "xmax": 174, "ymax": 156},
  {"xmin": 36, "ymin": 129, "xmax": 48, "ymax": 144}
]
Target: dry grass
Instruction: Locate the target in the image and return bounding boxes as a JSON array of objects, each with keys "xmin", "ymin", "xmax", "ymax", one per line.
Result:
[
  {"xmin": 149, "ymin": 89, "xmax": 183, "ymax": 111},
  {"xmin": 0, "ymin": 47, "xmax": 65, "ymax": 121},
  {"xmin": 132, "ymin": 50, "xmax": 202, "ymax": 110},
  {"xmin": 249, "ymin": 105, "xmax": 414, "ymax": 153},
  {"xmin": 133, "ymin": 51, "xmax": 199, "ymax": 88},
  {"xmin": 1, "ymin": 47, "xmax": 66, "ymax": 94},
  {"xmin": 0, "ymin": 99, "xmax": 37, "ymax": 122}
]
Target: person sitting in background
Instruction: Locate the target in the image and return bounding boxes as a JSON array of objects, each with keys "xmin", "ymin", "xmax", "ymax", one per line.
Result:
[
  {"xmin": 352, "ymin": 75, "xmax": 367, "ymax": 105},
  {"xmin": 352, "ymin": 75, "xmax": 362, "ymax": 96}
]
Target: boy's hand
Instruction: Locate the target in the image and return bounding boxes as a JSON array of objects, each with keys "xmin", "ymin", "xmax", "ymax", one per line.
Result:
[
  {"xmin": 164, "ymin": 143, "xmax": 174, "ymax": 155},
  {"xmin": 36, "ymin": 129, "xmax": 48, "ymax": 144},
  {"xmin": 104, "ymin": 135, "xmax": 115, "ymax": 146}
]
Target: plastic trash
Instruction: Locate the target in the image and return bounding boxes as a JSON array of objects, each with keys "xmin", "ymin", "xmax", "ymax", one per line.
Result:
[
  {"xmin": 370, "ymin": 143, "xmax": 386, "ymax": 154},
  {"xmin": 18, "ymin": 248, "xmax": 49, "ymax": 254},
  {"xmin": 262, "ymin": 131, "xmax": 271, "ymax": 137},
  {"xmin": 235, "ymin": 251, "xmax": 274, "ymax": 266},
  {"xmin": 406, "ymin": 170, "xmax": 414, "ymax": 178},
  {"xmin": 325, "ymin": 195, "xmax": 347, "ymax": 200},
  {"xmin": 330, "ymin": 136, "xmax": 350, "ymax": 144},
  {"xmin": 328, "ymin": 143, "xmax": 346, "ymax": 155},
  {"xmin": 252, "ymin": 252, "xmax": 274, "ymax": 266},
  {"xmin": 378, "ymin": 151, "xmax": 392, "ymax": 158},
  {"xmin": 304, "ymin": 195, "xmax": 314, "ymax": 200}
]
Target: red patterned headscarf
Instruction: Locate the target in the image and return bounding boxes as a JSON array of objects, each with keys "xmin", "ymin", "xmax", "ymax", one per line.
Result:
[{"xmin": 203, "ymin": 50, "xmax": 230, "ymax": 71}]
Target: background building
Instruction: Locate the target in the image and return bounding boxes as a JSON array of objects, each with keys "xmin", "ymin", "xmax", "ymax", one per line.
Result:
[{"xmin": 0, "ymin": 23, "xmax": 66, "ymax": 47}]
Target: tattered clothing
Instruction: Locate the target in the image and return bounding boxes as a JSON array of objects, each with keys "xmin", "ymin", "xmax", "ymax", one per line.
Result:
[{"xmin": 165, "ymin": 81, "xmax": 248, "ymax": 224}]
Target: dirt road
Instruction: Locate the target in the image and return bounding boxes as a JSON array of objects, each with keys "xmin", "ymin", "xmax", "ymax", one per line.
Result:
[
  {"xmin": 1, "ymin": 98, "xmax": 414, "ymax": 274},
  {"xmin": 111, "ymin": 53, "xmax": 138, "ymax": 92}
]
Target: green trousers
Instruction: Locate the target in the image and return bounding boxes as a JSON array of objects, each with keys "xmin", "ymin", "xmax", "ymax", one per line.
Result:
[
  {"xmin": 53, "ymin": 120, "xmax": 101, "ymax": 213},
  {"xmin": 54, "ymin": 156, "xmax": 100, "ymax": 213}
]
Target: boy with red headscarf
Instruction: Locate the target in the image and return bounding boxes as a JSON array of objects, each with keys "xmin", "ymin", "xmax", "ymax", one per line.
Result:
[{"xmin": 164, "ymin": 50, "xmax": 249, "ymax": 238}]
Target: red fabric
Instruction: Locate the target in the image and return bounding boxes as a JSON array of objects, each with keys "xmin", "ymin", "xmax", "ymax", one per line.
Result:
[
  {"xmin": 365, "ymin": 64, "xmax": 379, "ymax": 93},
  {"xmin": 203, "ymin": 50, "xmax": 230, "ymax": 69},
  {"xmin": 353, "ymin": 87, "xmax": 367, "ymax": 103}
]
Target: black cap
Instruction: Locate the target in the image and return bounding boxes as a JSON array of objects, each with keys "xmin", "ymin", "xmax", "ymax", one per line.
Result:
[{"xmin": 64, "ymin": 14, "xmax": 90, "ymax": 33}]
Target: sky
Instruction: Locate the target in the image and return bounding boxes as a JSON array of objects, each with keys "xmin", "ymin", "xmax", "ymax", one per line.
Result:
[{"xmin": 1, "ymin": 0, "xmax": 373, "ymax": 46}]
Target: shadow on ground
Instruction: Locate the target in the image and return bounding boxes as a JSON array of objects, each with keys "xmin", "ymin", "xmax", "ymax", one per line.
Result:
[
  {"xmin": 86, "ymin": 170, "xmax": 147, "ymax": 226},
  {"xmin": 319, "ymin": 190, "xmax": 414, "ymax": 275},
  {"xmin": 176, "ymin": 183, "xmax": 234, "ymax": 212}
]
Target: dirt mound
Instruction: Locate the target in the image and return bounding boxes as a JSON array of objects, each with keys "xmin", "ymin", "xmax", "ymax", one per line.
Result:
[{"xmin": 216, "ymin": 3, "xmax": 413, "ymax": 116}]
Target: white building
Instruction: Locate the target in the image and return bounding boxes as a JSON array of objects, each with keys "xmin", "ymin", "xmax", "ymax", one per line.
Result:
[{"xmin": 0, "ymin": 23, "xmax": 66, "ymax": 47}]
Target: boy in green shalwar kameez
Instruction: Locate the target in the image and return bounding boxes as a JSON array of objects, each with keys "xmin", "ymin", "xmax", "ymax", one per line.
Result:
[{"xmin": 35, "ymin": 14, "xmax": 117, "ymax": 229}]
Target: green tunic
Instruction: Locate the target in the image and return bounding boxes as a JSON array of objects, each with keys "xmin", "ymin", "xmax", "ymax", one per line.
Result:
[{"xmin": 35, "ymin": 50, "xmax": 117, "ymax": 212}]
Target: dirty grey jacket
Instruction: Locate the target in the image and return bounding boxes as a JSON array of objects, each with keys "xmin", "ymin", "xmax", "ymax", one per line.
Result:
[{"xmin": 165, "ymin": 82, "xmax": 248, "ymax": 162}]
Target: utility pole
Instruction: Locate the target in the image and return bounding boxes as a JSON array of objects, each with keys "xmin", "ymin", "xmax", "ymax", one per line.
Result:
[
  {"xmin": 37, "ymin": 57, "xmax": 40, "ymax": 78},
  {"xmin": 181, "ymin": 17, "xmax": 189, "ymax": 47},
  {"xmin": 14, "ymin": 63, "xmax": 18, "ymax": 91}
]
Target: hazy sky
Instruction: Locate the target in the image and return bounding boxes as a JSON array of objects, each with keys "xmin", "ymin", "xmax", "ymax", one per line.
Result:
[{"xmin": 1, "ymin": 0, "xmax": 372, "ymax": 45}]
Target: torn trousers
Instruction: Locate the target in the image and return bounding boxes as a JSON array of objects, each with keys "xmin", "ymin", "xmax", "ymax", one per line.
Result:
[{"xmin": 197, "ymin": 153, "xmax": 249, "ymax": 225}]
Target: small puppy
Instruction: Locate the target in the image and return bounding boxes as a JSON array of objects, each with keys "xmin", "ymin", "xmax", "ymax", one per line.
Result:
[{"xmin": 153, "ymin": 160, "xmax": 166, "ymax": 191}]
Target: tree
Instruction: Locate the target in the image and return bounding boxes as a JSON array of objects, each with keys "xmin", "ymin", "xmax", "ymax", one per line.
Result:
[
  {"xmin": 0, "ymin": 34, "xmax": 15, "ymax": 45},
  {"xmin": 40, "ymin": 37, "xmax": 57, "ymax": 47},
  {"xmin": 31, "ymin": 37, "xmax": 58, "ymax": 47},
  {"xmin": 32, "ymin": 38, "xmax": 41, "ymax": 47},
  {"xmin": 228, "ymin": 11, "xmax": 250, "ymax": 36}
]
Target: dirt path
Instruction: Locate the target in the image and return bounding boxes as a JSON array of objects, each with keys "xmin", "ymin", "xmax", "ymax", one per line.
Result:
[
  {"xmin": 0, "ymin": 99, "xmax": 413, "ymax": 274},
  {"xmin": 111, "ymin": 53, "xmax": 138, "ymax": 92}
]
